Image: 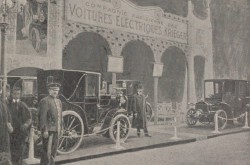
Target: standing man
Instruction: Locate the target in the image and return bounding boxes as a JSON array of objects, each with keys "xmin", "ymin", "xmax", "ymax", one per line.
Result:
[
  {"xmin": 38, "ymin": 81, "xmax": 62, "ymax": 165},
  {"xmin": 132, "ymin": 84, "xmax": 152, "ymax": 137},
  {"xmin": 0, "ymin": 81, "xmax": 13, "ymax": 165},
  {"xmin": 9, "ymin": 87, "xmax": 32, "ymax": 165}
]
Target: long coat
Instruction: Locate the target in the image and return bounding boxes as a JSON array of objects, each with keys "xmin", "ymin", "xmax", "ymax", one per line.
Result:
[
  {"xmin": 131, "ymin": 94, "xmax": 147, "ymax": 129},
  {"xmin": 38, "ymin": 95, "xmax": 62, "ymax": 133},
  {"xmin": 38, "ymin": 95, "xmax": 62, "ymax": 165},
  {"xmin": 0, "ymin": 100, "xmax": 12, "ymax": 165}
]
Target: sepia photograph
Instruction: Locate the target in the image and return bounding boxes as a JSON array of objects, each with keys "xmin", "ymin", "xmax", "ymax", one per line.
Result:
[{"xmin": 0, "ymin": 0, "xmax": 250, "ymax": 165}]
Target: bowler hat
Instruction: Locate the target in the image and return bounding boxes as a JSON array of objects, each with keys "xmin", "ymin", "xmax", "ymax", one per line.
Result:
[{"xmin": 137, "ymin": 83, "xmax": 144, "ymax": 90}]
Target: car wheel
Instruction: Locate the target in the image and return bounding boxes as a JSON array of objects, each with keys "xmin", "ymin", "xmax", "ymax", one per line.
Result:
[
  {"xmin": 109, "ymin": 114, "xmax": 131, "ymax": 143},
  {"xmin": 57, "ymin": 110, "xmax": 84, "ymax": 154},
  {"xmin": 146, "ymin": 102, "xmax": 153, "ymax": 122},
  {"xmin": 185, "ymin": 108, "xmax": 198, "ymax": 126},
  {"xmin": 30, "ymin": 27, "xmax": 41, "ymax": 52},
  {"xmin": 216, "ymin": 109, "xmax": 227, "ymax": 130}
]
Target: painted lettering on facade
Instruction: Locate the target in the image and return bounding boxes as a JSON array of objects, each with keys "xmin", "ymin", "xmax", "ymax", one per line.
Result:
[{"xmin": 65, "ymin": 0, "xmax": 188, "ymax": 44}]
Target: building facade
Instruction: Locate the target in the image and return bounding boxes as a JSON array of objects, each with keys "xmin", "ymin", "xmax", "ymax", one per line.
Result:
[{"xmin": 0, "ymin": 0, "xmax": 213, "ymax": 119}]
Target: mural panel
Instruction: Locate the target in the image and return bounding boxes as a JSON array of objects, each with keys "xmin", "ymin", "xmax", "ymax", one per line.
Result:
[{"xmin": 16, "ymin": 0, "xmax": 47, "ymax": 56}]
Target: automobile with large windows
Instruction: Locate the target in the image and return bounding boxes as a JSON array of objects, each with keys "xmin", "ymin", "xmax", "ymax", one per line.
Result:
[
  {"xmin": 36, "ymin": 69, "xmax": 131, "ymax": 154},
  {"xmin": 185, "ymin": 79, "xmax": 250, "ymax": 130}
]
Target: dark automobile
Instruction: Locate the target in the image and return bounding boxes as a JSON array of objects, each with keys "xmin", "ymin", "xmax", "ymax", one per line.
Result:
[
  {"xmin": 28, "ymin": 0, "xmax": 48, "ymax": 52},
  {"xmin": 186, "ymin": 79, "xmax": 250, "ymax": 130},
  {"xmin": 37, "ymin": 69, "xmax": 131, "ymax": 154},
  {"xmin": 116, "ymin": 80, "xmax": 153, "ymax": 122}
]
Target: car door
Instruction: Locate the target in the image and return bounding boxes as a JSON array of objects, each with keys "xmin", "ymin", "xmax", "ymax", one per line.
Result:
[{"xmin": 84, "ymin": 74, "xmax": 99, "ymax": 125}]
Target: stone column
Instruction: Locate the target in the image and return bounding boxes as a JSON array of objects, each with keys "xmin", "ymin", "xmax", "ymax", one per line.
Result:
[{"xmin": 153, "ymin": 77, "xmax": 158, "ymax": 125}]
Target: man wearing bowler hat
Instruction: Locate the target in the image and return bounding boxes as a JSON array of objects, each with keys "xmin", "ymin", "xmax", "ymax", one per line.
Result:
[
  {"xmin": 132, "ymin": 83, "xmax": 152, "ymax": 137},
  {"xmin": 38, "ymin": 77, "xmax": 62, "ymax": 165}
]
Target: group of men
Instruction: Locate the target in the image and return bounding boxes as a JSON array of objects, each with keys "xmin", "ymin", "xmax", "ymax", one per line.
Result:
[
  {"xmin": 0, "ymin": 84, "xmax": 32, "ymax": 165},
  {"xmin": 0, "ymin": 80, "xmax": 62, "ymax": 165},
  {"xmin": 0, "ymin": 78, "xmax": 151, "ymax": 165}
]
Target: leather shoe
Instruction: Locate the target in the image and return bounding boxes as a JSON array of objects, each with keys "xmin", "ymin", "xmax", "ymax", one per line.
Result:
[{"xmin": 144, "ymin": 134, "xmax": 152, "ymax": 137}]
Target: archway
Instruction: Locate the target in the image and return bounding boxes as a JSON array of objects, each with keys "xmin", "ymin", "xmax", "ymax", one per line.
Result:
[
  {"xmin": 63, "ymin": 32, "xmax": 112, "ymax": 82},
  {"xmin": 194, "ymin": 56, "xmax": 206, "ymax": 100},
  {"xmin": 118, "ymin": 40, "xmax": 155, "ymax": 103},
  {"xmin": 159, "ymin": 47, "xmax": 187, "ymax": 103}
]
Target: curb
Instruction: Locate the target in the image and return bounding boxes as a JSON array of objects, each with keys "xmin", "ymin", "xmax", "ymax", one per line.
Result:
[
  {"xmin": 52, "ymin": 128, "xmax": 250, "ymax": 164},
  {"xmin": 55, "ymin": 138, "xmax": 196, "ymax": 165},
  {"xmin": 207, "ymin": 127, "xmax": 250, "ymax": 139}
]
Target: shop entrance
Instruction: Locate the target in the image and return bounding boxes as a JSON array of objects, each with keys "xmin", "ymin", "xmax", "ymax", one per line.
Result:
[
  {"xmin": 118, "ymin": 40, "xmax": 155, "ymax": 103},
  {"xmin": 62, "ymin": 32, "xmax": 112, "ymax": 82},
  {"xmin": 194, "ymin": 55, "xmax": 206, "ymax": 100},
  {"xmin": 159, "ymin": 46, "xmax": 187, "ymax": 103}
]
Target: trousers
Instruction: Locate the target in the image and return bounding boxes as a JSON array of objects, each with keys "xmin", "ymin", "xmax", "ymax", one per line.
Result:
[{"xmin": 40, "ymin": 132, "xmax": 59, "ymax": 165}]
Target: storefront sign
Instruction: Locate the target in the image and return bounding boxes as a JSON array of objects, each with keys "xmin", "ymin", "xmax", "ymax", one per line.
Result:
[
  {"xmin": 153, "ymin": 63, "xmax": 163, "ymax": 77},
  {"xmin": 65, "ymin": 0, "xmax": 188, "ymax": 44},
  {"xmin": 107, "ymin": 55, "xmax": 124, "ymax": 73}
]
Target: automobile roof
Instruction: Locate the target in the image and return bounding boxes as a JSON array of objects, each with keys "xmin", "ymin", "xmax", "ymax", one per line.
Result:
[
  {"xmin": 42, "ymin": 69, "xmax": 101, "ymax": 75},
  {"xmin": 0, "ymin": 76, "xmax": 37, "ymax": 79},
  {"xmin": 205, "ymin": 79, "xmax": 247, "ymax": 82}
]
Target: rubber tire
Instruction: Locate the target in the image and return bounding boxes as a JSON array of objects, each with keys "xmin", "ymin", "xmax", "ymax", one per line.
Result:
[
  {"xmin": 57, "ymin": 110, "xmax": 84, "ymax": 155},
  {"xmin": 216, "ymin": 109, "xmax": 227, "ymax": 130},
  {"xmin": 185, "ymin": 108, "xmax": 198, "ymax": 126},
  {"xmin": 30, "ymin": 27, "xmax": 41, "ymax": 52},
  {"xmin": 109, "ymin": 114, "xmax": 131, "ymax": 143}
]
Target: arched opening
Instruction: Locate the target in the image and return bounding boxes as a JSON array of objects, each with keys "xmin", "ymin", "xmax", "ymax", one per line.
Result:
[
  {"xmin": 118, "ymin": 40, "xmax": 155, "ymax": 103},
  {"xmin": 63, "ymin": 32, "xmax": 112, "ymax": 82},
  {"xmin": 194, "ymin": 55, "xmax": 206, "ymax": 100},
  {"xmin": 159, "ymin": 46, "xmax": 187, "ymax": 103},
  {"xmin": 8, "ymin": 67, "xmax": 42, "ymax": 76}
]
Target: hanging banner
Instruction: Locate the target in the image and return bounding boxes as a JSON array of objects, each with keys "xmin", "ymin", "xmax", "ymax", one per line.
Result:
[
  {"xmin": 107, "ymin": 55, "xmax": 124, "ymax": 73},
  {"xmin": 65, "ymin": 0, "xmax": 188, "ymax": 44},
  {"xmin": 153, "ymin": 63, "xmax": 163, "ymax": 77}
]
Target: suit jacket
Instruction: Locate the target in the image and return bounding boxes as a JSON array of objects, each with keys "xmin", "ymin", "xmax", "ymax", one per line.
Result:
[
  {"xmin": 9, "ymin": 100, "xmax": 32, "ymax": 137},
  {"xmin": 38, "ymin": 95, "xmax": 62, "ymax": 133}
]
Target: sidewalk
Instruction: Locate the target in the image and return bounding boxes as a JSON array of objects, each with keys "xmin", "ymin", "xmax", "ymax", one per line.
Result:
[{"xmin": 53, "ymin": 122, "xmax": 250, "ymax": 165}]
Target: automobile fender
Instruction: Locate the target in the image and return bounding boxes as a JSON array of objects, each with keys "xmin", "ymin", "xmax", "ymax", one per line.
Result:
[
  {"xmin": 59, "ymin": 95, "xmax": 89, "ymax": 134},
  {"xmin": 101, "ymin": 107, "xmax": 128, "ymax": 131}
]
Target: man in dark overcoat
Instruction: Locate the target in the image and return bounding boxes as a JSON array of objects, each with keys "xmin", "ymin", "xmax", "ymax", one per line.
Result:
[
  {"xmin": 9, "ymin": 87, "xmax": 32, "ymax": 165},
  {"xmin": 0, "ymin": 82, "xmax": 13, "ymax": 165},
  {"xmin": 38, "ymin": 82, "xmax": 62, "ymax": 165},
  {"xmin": 132, "ymin": 84, "xmax": 151, "ymax": 137}
]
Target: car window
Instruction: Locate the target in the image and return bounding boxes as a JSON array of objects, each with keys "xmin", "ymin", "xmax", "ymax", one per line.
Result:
[
  {"xmin": 205, "ymin": 82, "xmax": 214, "ymax": 98},
  {"xmin": 238, "ymin": 82, "xmax": 247, "ymax": 97},
  {"xmin": 86, "ymin": 74, "xmax": 99, "ymax": 97},
  {"xmin": 224, "ymin": 81, "xmax": 235, "ymax": 93},
  {"xmin": 22, "ymin": 80, "xmax": 36, "ymax": 96}
]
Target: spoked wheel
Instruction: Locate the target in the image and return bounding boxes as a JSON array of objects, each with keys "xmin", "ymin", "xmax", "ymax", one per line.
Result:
[
  {"xmin": 30, "ymin": 27, "xmax": 41, "ymax": 52},
  {"xmin": 216, "ymin": 110, "xmax": 227, "ymax": 130},
  {"xmin": 57, "ymin": 110, "xmax": 84, "ymax": 154},
  {"xmin": 146, "ymin": 102, "xmax": 153, "ymax": 122},
  {"xmin": 109, "ymin": 114, "xmax": 131, "ymax": 143},
  {"xmin": 185, "ymin": 108, "xmax": 198, "ymax": 126}
]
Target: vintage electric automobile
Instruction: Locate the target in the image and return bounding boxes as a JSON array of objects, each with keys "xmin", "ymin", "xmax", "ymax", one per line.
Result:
[
  {"xmin": 115, "ymin": 80, "xmax": 153, "ymax": 122},
  {"xmin": 28, "ymin": 0, "xmax": 48, "ymax": 52},
  {"xmin": 36, "ymin": 69, "xmax": 131, "ymax": 154},
  {"xmin": 186, "ymin": 79, "xmax": 250, "ymax": 130}
]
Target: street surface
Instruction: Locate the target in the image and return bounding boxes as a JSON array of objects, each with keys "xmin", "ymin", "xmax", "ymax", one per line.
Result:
[{"xmin": 64, "ymin": 131, "xmax": 250, "ymax": 165}]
